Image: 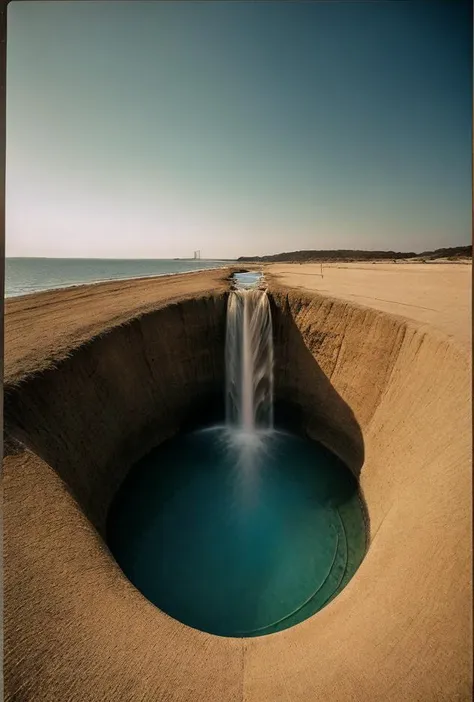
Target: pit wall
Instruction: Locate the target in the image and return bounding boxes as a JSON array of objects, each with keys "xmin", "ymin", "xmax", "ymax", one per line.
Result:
[
  {"xmin": 6, "ymin": 286, "xmax": 398, "ymax": 534},
  {"xmin": 4, "ymin": 293, "xmax": 228, "ymax": 534},
  {"xmin": 269, "ymin": 287, "xmax": 471, "ymax": 535},
  {"xmin": 4, "ymin": 281, "xmax": 472, "ymax": 702},
  {"xmin": 5, "ymin": 285, "xmax": 471, "ymax": 541},
  {"xmin": 244, "ymin": 286, "xmax": 471, "ymax": 702}
]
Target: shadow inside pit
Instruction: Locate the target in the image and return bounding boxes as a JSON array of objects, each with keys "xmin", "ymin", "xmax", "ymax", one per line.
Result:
[{"xmin": 269, "ymin": 293, "xmax": 365, "ymax": 479}]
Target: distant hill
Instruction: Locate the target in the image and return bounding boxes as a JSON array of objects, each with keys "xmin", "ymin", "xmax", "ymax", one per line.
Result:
[
  {"xmin": 237, "ymin": 246, "xmax": 472, "ymax": 263},
  {"xmin": 417, "ymin": 246, "xmax": 472, "ymax": 260}
]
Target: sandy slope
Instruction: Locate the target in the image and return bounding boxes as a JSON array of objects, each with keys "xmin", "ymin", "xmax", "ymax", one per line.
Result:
[
  {"xmin": 4, "ymin": 268, "xmax": 229, "ymax": 384},
  {"xmin": 268, "ymin": 262, "xmax": 471, "ymax": 349},
  {"xmin": 3, "ymin": 264, "xmax": 472, "ymax": 702}
]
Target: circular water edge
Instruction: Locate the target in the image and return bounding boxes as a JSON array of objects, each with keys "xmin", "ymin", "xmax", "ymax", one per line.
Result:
[{"xmin": 107, "ymin": 427, "xmax": 367, "ymax": 637}]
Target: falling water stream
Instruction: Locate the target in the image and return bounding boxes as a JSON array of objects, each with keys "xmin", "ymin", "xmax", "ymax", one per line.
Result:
[
  {"xmin": 225, "ymin": 287, "xmax": 273, "ymax": 432},
  {"xmin": 107, "ymin": 271, "xmax": 367, "ymax": 637}
]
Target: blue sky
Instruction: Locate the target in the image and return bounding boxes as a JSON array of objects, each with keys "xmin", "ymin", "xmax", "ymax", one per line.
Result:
[{"xmin": 6, "ymin": 1, "xmax": 472, "ymax": 258}]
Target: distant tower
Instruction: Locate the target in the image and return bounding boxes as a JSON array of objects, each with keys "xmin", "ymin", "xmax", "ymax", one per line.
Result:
[{"xmin": 193, "ymin": 250, "xmax": 201, "ymax": 260}]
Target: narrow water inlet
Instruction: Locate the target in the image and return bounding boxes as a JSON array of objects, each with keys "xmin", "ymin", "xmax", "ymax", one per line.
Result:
[{"xmin": 231, "ymin": 271, "xmax": 265, "ymax": 290}]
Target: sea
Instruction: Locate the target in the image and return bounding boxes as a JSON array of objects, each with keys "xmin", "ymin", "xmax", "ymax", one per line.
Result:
[{"xmin": 5, "ymin": 258, "xmax": 234, "ymax": 298}]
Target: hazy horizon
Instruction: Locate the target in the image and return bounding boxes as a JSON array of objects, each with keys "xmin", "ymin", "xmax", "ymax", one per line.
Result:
[
  {"xmin": 5, "ymin": 239, "xmax": 471, "ymax": 262},
  {"xmin": 6, "ymin": 1, "xmax": 472, "ymax": 259},
  {"xmin": 5, "ymin": 255, "xmax": 235, "ymax": 260}
]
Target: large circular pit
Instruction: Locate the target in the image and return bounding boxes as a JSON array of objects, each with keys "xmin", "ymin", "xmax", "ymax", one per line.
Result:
[{"xmin": 4, "ymin": 269, "xmax": 471, "ymax": 701}]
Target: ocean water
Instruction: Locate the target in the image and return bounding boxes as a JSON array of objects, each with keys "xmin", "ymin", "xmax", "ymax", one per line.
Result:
[
  {"xmin": 5, "ymin": 258, "xmax": 233, "ymax": 298},
  {"xmin": 107, "ymin": 427, "xmax": 367, "ymax": 637}
]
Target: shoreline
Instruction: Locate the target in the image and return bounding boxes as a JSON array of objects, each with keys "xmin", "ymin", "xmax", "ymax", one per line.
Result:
[
  {"xmin": 5, "ymin": 263, "xmax": 233, "ymax": 300},
  {"xmin": 7, "ymin": 256, "xmax": 470, "ymax": 299},
  {"xmin": 4, "ymin": 267, "xmax": 233, "ymax": 384}
]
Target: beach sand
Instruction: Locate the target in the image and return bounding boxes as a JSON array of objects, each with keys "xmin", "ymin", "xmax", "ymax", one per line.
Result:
[
  {"xmin": 3, "ymin": 263, "xmax": 472, "ymax": 701},
  {"xmin": 267, "ymin": 261, "xmax": 471, "ymax": 349},
  {"xmin": 4, "ymin": 267, "xmax": 230, "ymax": 384}
]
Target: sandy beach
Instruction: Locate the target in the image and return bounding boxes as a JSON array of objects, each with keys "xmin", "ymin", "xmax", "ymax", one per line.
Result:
[
  {"xmin": 267, "ymin": 261, "xmax": 472, "ymax": 349},
  {"xmin": 5, "ymin": 263, "xmax": 471, "ymax": 381},
  {"xmin": 4, "ymin": 268, "xmax": 229, "ymax": 384},
  {"xmin": 4, "ymin": 263, "xmax": 472, "ymax": 702}
]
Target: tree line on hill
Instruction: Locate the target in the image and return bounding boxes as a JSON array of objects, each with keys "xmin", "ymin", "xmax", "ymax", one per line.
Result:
[{"xmin": 237, "ymin": 245, "xmax": 472, "ymax": 263}]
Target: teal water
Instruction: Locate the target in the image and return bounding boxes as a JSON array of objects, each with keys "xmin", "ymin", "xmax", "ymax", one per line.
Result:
[
  {"xmin": 107, "ymin": 427, "xmax": 366, "ymax": 637},
  {"xmin": 5, "ymin": 258, "xmax": 232, "ymax": 297},
  {"xmin": 232, "ymin": 271, "xmax": 263, "ymax": 289}
]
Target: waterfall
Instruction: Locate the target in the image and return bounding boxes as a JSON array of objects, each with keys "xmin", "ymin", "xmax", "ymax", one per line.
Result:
[{"xmin": 225, "ymin": 289, "xmax": 274, "ymax": 434}]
